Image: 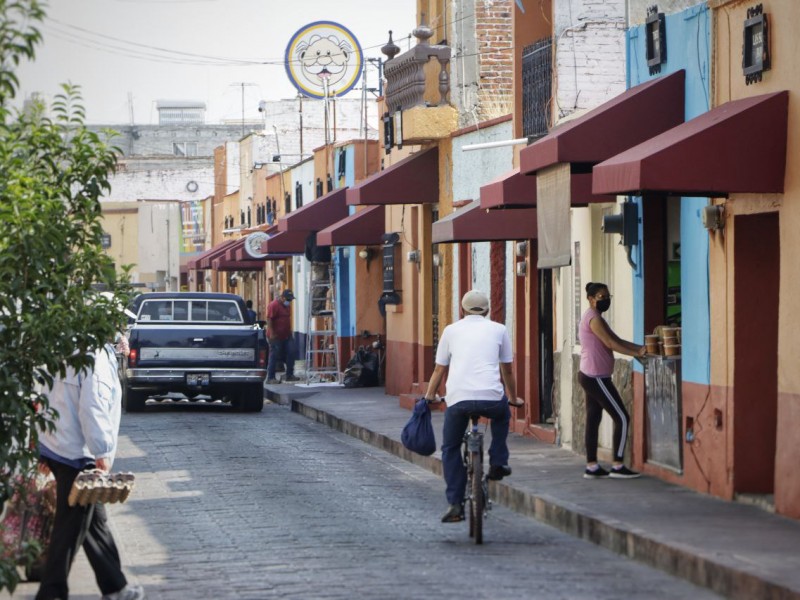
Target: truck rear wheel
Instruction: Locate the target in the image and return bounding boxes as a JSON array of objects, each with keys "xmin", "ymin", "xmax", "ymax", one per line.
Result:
[
  {"xmin": 233, "ymin": 383, "xmax": 264, "ymax": 413},
  {"xmin": 124, "ymin": 386, "xmax": 147, "ymax": 413}
]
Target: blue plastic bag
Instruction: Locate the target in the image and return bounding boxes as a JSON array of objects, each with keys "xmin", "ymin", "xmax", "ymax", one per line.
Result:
[{"xmin": 401, "ymin": 398, "xmax": 437, "ymax": 456}]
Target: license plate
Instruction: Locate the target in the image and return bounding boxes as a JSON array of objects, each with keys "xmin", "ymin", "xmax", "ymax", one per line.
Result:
[{"xmin": 186, "ymin": 373, "xmax": 210, "ymax": 386}]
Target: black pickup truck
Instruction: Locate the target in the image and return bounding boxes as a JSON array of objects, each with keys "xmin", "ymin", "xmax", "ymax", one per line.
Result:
[{"xmin": 122, "ymin": 292, "xmax": 267, "ymax": 412}]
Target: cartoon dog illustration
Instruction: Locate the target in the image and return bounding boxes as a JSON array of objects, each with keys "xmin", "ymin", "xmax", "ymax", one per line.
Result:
[{"xmin": 295, "ymin": 34, "xmax": 353, "ymax": 91}]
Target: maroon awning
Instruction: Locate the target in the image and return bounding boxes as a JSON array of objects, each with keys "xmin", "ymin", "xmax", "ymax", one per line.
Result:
[
  {"xmin": 479, "ymin": 168, "xmax": 536, "ymax": 209},
  {"xmin": 479, "ymin": 169, "xmax": 613, "ymax": 209},
  {"xmin": 520, "ymin": 70, "xmax": 686, "ymax": 174},
  {"xmin": 347, "ymin": 147, "xmax": 438, "ymax": 206},
  {"xmin": 277, "ymin": 188, "xmax": 349, "ymax": 232},
  {"xmin": 432, "ymin": 201, "xmax": 537, "ymax": 244},
  {"xmin": 187, "ymin": 238, "xmax": 239, "ymax": 270},
  {"xmin": 316, "ymin": 206, "xmax": 385, "ymax": 246},
  {"xmin": 260, "ymin": 229, "xmax": 307, "ymax": 255},
  {"xmin": 211, "ymin": 257, "xmax": 264, "ymax": 272},
  {"xmin": 223, "ymin": 237, "xmax": 245, "ymax": 261},
  {"xmin": 592, "ymin": 91, "xmax": 789, "ymax": 196}
]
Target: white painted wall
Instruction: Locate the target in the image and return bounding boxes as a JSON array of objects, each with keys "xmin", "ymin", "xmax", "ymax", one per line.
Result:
[
  {"xmin": 554, "ymin": 0, "xmax": 626, "ymax": 120},
  {"xmin": 135, "ymin": 201, "xmax": 181, "ymax": 290},
  {"xmin": 105, "ymin": 162, "xmax": 214, "ymax": 202}
]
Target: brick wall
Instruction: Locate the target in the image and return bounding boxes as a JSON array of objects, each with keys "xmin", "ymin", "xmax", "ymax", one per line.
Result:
[{"xmin": 475, "ymin": 0, "xmax": 514, "ymax": 121}]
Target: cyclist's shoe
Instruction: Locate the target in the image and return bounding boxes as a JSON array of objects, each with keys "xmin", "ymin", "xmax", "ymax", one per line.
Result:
[
  {"xmin": 487, "ymin": 465, "xmax": 512, "ymax": 481},
  {"xmin": 441, "ymin": 504, "xmax": 465, "ymax": 523},
  {"xmin": 583, "ymin": 465, "xmax": 610, "ymax": 479},
  {"xmin": 609, "ymin": 465, "xmax": 641, "ymax": 479}
]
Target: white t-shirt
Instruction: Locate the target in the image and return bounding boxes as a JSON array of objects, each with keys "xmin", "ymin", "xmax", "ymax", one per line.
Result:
[{"xmin": 435, "ymin": 314, "xmax": 513, "ymax": 405}]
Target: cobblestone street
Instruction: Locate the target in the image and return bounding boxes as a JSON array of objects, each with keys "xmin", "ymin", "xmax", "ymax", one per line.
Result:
[{"xmin": 7, "ymin": 402, "xmax": 719, "ymax": 599}]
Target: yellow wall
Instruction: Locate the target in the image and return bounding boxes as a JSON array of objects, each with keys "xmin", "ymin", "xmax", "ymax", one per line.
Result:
[
  {"xmin": 101, "ymin": 202, "xmax": 139, "ymax": 279},
  {"xmin": 712, "ymin": 0, "xmax": 799, "ymax": 395}
]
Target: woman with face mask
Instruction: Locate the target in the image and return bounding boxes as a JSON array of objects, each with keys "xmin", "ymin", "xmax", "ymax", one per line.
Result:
[{"xmin": 578, "ymin": 282, "xmax": 646, "ymax": 480}]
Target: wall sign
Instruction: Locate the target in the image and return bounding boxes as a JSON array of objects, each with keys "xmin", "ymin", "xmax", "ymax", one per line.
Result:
[
  {"xmin": 285, "ymin": 21, "xmax": 363, "ymax": 99},
  {"xmin": 244, "ymin": 231, "xmax": 271, "ymax": 259},
  {"xmin": 742, "ymin": 4, "xmax": 770, "ymax": 85}
]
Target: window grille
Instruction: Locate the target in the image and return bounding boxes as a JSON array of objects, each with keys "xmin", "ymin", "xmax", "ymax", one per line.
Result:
[{"xmin": 522, "ymin": 37, "xmax": 553, "ymax": 139}]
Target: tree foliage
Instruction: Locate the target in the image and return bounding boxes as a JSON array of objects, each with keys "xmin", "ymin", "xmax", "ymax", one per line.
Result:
[{"xmin": 0, "ymin": 1, "xmax": 131, "ymax": 591}]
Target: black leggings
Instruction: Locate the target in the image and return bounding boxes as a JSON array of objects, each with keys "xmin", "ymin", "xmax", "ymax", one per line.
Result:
[{"xmin": 578, "ymin": 372, "xmax": 630, "ymax": 463}]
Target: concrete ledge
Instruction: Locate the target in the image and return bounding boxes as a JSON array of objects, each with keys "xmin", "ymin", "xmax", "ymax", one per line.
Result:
[
  {"xmin": 291, "ymin": 397, "xmax": 800, "ymax": 600},
  {"xmin": 265, "ymin": 385, "xmax": 318, "ymax": 406}
]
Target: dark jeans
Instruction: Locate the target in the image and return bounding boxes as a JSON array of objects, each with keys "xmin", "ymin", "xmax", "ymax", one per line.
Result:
[
  {"xmin": 267, "ymin": 337, "xmax": 295, "ymax": 380},
  {"xmin": 36, "ymin": 458, "xmax": 127, "ymax": 600},
  {"xmin": 441, "ymin": 398, "xmax": 511, "ymax": 506}
]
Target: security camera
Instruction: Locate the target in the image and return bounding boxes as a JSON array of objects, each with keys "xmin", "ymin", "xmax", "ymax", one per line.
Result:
[{"xmin": 258, "ymin": 101, "xmax": 266, "ymax": 113}]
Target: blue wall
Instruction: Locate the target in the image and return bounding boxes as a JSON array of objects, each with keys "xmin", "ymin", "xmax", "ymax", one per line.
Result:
[
  {"xmin": 334, "ymin": 145, "xmax": 357, "ymax": 338},
  {"xmin": 627, "ymin": 2, "xmax": 711, "ymax": 384}
]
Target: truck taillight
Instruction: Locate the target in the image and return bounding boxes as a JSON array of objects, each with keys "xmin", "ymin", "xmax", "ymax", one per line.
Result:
[
  {"xmin": 128, "ymin": 348, "xmax": 138, "ymax": 367},
  {"xmin": 258, "ymin": 348, "xmax": 267, "ymax": 368}
]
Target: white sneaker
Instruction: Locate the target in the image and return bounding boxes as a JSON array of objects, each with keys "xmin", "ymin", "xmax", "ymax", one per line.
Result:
[{"xmin": 102, "ymin": 584, "xmax": 146, "ymax": 600}]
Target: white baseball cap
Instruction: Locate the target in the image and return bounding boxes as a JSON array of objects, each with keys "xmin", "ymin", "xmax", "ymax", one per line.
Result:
[{"xmin": 461, "ymin": 289, "xmax": 489, "ymax": 315}]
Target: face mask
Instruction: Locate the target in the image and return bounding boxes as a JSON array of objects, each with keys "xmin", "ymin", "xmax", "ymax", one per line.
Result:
[
  {"xmin": 283, "ymin": 300, "xmax": 291, "ymax": 307},
  {"xmin": 596, "ymin": 298, "xmax": 611, "ymax": 313}
]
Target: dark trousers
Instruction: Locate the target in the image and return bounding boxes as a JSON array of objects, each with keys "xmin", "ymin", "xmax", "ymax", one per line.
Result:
[
  {"xmin": 578, "ymin": 372, "xmax": 630, "ymax": 463},
  {"xmin": 36, "ymin": 458, "xmax": 127, "ymax": 600},
  {"xmin": 441, "ymin": 399, "xmax": 511, "ymax": 506},
  {"xmin": 267, "ymin": 337, "xmax": 295, "ymax": 380}
]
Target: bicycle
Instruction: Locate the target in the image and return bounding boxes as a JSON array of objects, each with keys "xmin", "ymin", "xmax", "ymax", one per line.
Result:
[{"xmin": 463, "ymin": 412, "xmax": 491, "ymax": 544}]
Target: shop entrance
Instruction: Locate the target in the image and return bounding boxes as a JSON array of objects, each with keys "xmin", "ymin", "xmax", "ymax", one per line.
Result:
[{"xmin": 733, "ymin": 212, "xmax": 779, "ymax": 495}]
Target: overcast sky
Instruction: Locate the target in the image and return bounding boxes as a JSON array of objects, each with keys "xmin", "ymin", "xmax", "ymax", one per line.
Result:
[{"xmin": 15, "ymin": 0, "xmax": 417, "ymax": 125}]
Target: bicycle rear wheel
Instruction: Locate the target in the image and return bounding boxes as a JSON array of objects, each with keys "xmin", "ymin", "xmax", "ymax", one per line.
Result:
[{"xmin": 469, "ymin": 450, "xmax": 483, "ymax": 544}]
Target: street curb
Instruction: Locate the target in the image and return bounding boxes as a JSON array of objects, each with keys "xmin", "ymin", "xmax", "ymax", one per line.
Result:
[{"xmin": 291, "ymin": 398, "xmax": 799, "ymax": 600}]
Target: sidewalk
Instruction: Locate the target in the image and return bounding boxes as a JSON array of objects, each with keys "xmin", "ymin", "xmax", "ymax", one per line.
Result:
[{"xmin": 267, "ymin": 384, "xmax": 800, "ymax": 600}]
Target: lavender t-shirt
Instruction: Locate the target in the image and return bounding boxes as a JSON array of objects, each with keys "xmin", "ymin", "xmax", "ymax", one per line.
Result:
[{"xmin": 579, "ymin": 308, "xmax": 614, "ymax": 377}]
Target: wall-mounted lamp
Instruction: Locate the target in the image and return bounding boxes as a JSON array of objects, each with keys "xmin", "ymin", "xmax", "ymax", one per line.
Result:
[
  {"xmin": 432, "ymin": 253, "xmax": 442, "ymax": 268},
  {"xmin": 515, "ymin": 241, "xmax": 528, "ymax": 257},
  {"xmin": 743, "ymin": 3, "xmax": 770, "ymax": 85},
  {"xmin": 358, "ymin": 248, "xmax": 373, "ymax": 261},
  {"xmin": 359, "ymin": 247, "xmax": 374, "ymax": 271},
  {"xmin": 602, "ymin": 200, "xmax": 639, "ymax": 269},
  {"xmin": 645, "ymin": 5, "xmax": 667, "ymax": 76},
  {"xmin": 204, "ymin": 275, "xmax": 212, "ymax": 283},
  {"xmin": 702, "ymin": 204, "xmax": 725, "ymax": 231},
  {"xmin": 516, "ymin": 261, "xmax": 528, "ymax": 277}
]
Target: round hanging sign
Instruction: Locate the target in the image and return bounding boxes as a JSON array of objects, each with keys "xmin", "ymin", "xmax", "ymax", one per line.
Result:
[
  {"xmin": 285, "ymin": 21, "xmax": 363, "ymax": 99},
  {"xmin": 244, "ymin": 231, "xmax": 272, "ymax": 259}
]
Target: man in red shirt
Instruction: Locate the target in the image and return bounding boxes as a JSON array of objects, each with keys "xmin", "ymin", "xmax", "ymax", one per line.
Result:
[{"xmin": 266, "ymin": 289, "xmax": 298, "ymax": 384}]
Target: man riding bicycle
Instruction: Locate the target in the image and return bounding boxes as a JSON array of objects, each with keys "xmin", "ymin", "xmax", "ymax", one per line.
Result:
[{"xmin": 424, "ymin": 289, "xmax": 523, "ymax": 523}]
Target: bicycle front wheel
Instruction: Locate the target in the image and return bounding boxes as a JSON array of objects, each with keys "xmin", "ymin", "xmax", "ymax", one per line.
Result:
[{"xmin": 469, "ymin": 450, "xmax": 483, "ymax": 545}]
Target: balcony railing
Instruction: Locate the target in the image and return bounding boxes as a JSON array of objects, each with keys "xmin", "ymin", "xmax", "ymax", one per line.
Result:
[{"xmin": 383, "ymin": 23, "xmax": 451, "ymax": 114}]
